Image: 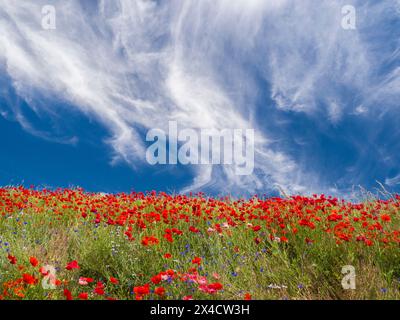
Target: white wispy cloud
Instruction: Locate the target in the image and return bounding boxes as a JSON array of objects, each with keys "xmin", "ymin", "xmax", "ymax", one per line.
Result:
[
  {"xmin": 0, "ymin": 0, "xmax": 398, "ymax": 195},
  {"xmin": 385, "ymin": 174, "xmax": 400, "ymax": 186}
]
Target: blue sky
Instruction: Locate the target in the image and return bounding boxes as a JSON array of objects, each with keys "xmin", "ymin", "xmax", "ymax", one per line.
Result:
[{"xmin": 0, "ymin": 0, "xmax": 399, "ymax": 197}]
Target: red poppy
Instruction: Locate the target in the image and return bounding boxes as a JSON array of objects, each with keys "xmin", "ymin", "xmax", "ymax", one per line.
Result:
[
  {"xmin": 141, "ymin": 236, "xmax": 159, "ymax": 246},
  {"xmin": 109, "ymin": 277, "xmax": 119, "ymax": 285},
  {"xmin": 151, "ymin": 274, "xmax": 162, "ymax": 285},
  {"xmin": 29, "ymin": 257, "xmax": 39, "ymax": 267},
  {"xmin": 365, "ymin": 239, "xmax": 373, "ymax": 246},
  {"xmin": 163, "ymin": 233, "xmax": 173, "ymax": 243},
  {"xmin": 187, "ymin": 267, "xmax": 197, "ymax": 273},
  {"xmin": 189, "ymin": 226, "xmax": 200, "ymax": 233},
  {"xmin": 192, "ymin": 257, "xmax": 202, "ymax": 265},
  {"xmin": 7, "ymin": 254, "xmax": 17, "ymax": 265},
  {"xmin": 78, "ymin": 292, "xmax": 88, "ymax": 300},
  {"xmin": 79, "ymin": 277, "xmax": 94, "ymax": 285},
  {"xmin": 166, "ymin": 269, "xmax": 175, "ymax": 276},
  {"xmin": 154, "ymin": 287, "xmax": 165, "ymax": 296},
  {"xmin": 172, "ymin": 228, "xmax": 183, "ymax": 235},
  {"xmin": 39, "ymin": 266, "xmax": 49, "ymax": 276},
  {"xmin": 244, "ymin": 293, "xmax": 252, "ymax": 300},
  {"xmin": 208, "ymin": 282, "xmax": 223, "ymax": 291},
  {"xmin": 164, "ymin": 253, "xmax": 172, "ymax": 259},
  {"xmin": 64, "ymin": 289, "xmax": 73, "ymax": 300},
  {"xmin": 65, "ymin": 260, "xmax": 80, "ymax": 270},
  {"xmin": 22, "ymin": 273, "xmax": 37, "ymax": 285},
  {"xmin": 94, "ymin": 287, "xmax": 105, "ymax": 295},
  {"xmin": 134, "ymin": 284, "xmax": 150, "ymax": 296}
]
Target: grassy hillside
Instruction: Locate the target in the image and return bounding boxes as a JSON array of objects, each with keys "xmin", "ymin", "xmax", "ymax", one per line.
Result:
[{"xmin": 0, "ymin": 187, "xmax": 399, "ymax": 300}]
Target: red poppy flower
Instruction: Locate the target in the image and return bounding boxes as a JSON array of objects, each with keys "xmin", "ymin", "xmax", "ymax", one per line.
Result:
[
  {"xmin": 109, "ymin": 277, "xmax": 119, "ymax": 285},
  {"xmin": 94, "ymin": 287, "xmax": 105, "ymax": 295},
  {"xmin": 64, "ymin": 289, "xmax": 73, "ymax": 300},
  {"xmin": 189, "ymin": 226, "xmax": 200, "ymax": 233},
  {"xmin": 172, "ymin": 228, "xmax": 183, "ymax": 235},
  {"xmin": 192, "ymin": 257, "xmax": 202, "ymax": 265},
  {"xmin": 167, "ymin": 270, "xmax": 175, "ymax": 277},
  {"xmin": 79, "ymin": 277, "xmax": 94, "ymax": 285},
  {"xmin": 164, "ymin": 253, "xmax": 172, "ymax": 259},
  {"xmin": 141, "ymin": 236, "xmax": 159, "ymax": 246},
  {"xmin": 208, "ymin": 282, "xmax": 223, "ymax": 291},
  {"xmin": 151, "ymin": 274, "xmax": 162, "ymax": 285},
  {"xmin": 187, "ymin": 267, "xmax": 197, "ymax": 274},
  {"xmin": 154, "ymin": 287, "xmax": 165, "ymax": 296},
  {"xmin": 163, "ymin": 233, "xmax": 173, "ymax": 243},
  {"xmin": 365, "ymin": 239, "xmax": 373, "ymax": 246},
  {"xmin": 244, "ymin": 293, "xmax": 252, "ymax": 300},
  {"xmin": 29, "ymin": 257, "xmax": 39, "ymax": 267},
  {"xmin": 65, "ymin": 260, "xmax": 80, "ymax": 270},
  {"xmin": 134, "ymin": 284, "xmax": 150, "ymax": 296},
  {"xmin": 39, "ymin": 266, "xmax": 49, "ymax": 276},
  {"xmin": 7, "ymin": 254, "xmax": 17, "ymax": 265},
  {"xmin": 78, "ymin": 292, "xmax": 88, "ymax": 300},
  {"xmin": 22, "ymin": 273, "xmax": 37, "ymax": 285}
]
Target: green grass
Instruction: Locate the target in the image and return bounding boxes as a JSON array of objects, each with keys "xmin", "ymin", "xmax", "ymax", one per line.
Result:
[{"xmin": 0, "ymin": 187, "xmax": 399, "ymax": 300}]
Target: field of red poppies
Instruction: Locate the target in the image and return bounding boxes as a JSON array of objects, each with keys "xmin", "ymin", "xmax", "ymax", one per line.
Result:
[{"xmin": 0, "ymin": 187, "xmax": 399, "ymax": 300}]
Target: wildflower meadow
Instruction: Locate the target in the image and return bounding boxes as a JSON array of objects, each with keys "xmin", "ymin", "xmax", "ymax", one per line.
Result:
[{"xmin": 0, "ymin": 187, "xmax": 399, "ymax": 300}]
